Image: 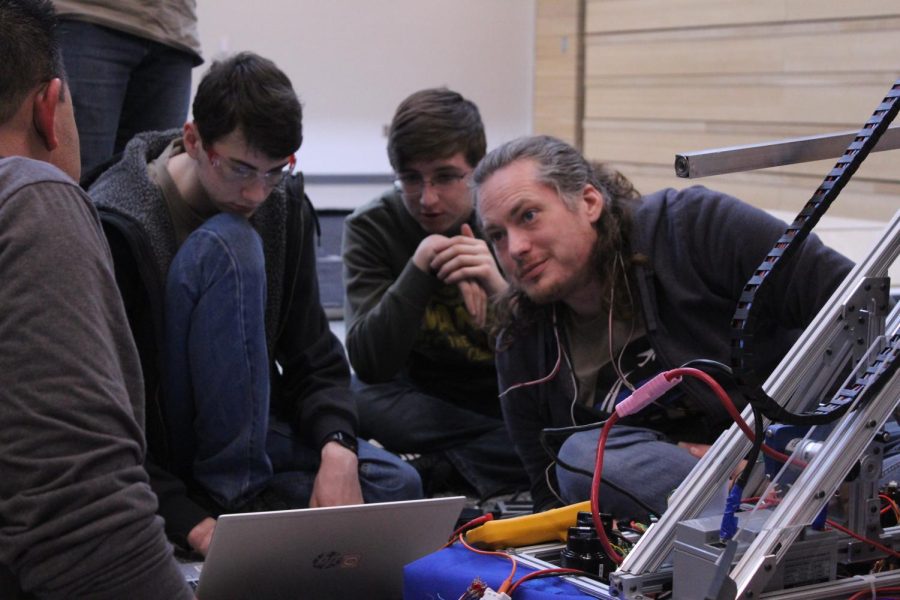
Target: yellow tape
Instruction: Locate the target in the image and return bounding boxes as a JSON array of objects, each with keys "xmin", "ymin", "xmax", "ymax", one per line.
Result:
[{"xmin": 464, "ymin": 501, "xmax": 592, "ymax": 549}]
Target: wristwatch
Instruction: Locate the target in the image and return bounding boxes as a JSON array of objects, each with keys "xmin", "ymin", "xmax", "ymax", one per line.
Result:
[{"xmin": 320, "ymin": 430, "xmax": 358, "ymax": 455}]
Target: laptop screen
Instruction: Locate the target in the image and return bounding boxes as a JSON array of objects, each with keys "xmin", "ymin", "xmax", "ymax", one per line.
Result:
[{"xmin": 189, "ymin": 496, "xmax": 466, "ymax": 600}]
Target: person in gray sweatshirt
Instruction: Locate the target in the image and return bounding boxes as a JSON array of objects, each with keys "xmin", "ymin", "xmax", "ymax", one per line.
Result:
[{"xmin": 0, "ymin": 1, "xmax": 192, "ymax": 597}]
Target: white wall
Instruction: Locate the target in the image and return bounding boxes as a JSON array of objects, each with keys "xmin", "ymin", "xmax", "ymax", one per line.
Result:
[{"xmin": 195, "ymin": 0, "xmax": 535, "ymax": 182}]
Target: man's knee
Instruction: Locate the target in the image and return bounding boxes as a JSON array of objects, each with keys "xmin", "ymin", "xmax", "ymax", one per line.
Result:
[
  {"xmin": 196, "ymin": 213, "xmax": 264, "ymax": 265},
  {"xmin": 556, "ymin": 430, "xmax": 698, "ymax": 517},
  {"xmin": 359, "ymin": 445, "xmax": 424, "ymax": 502},
  {"xmin": 170, "ymin": 213, "xmax": 266, "ymax": 294},
  {"xmin": 557, "ymin": 430, "xmax": 601, "ymax": 474},
  {"xmin": 389, "ymin": 460, "xmax": 424, "ymax": 501}
]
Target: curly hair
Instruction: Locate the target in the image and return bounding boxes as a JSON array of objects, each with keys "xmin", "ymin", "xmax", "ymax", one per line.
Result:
[{"xmin": 472, "ymin": 135, "xmax": 643, "ymax": 340}]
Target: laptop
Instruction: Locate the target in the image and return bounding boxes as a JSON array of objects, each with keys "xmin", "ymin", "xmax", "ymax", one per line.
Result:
[{"xmin": 180, "ymin": 496, "xmax": 467, "ymax": 600}]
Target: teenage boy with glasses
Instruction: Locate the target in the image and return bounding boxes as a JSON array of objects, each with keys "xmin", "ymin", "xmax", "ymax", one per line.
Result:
[
  {"xmin": 342, "ymin": 88, "xmax": 529, "ymax": 501},
  {"xmin": 87, "ymin": 52, "xmax": 422, "ymax": 557}
]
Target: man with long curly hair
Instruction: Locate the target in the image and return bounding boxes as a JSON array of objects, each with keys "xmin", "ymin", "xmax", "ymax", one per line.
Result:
[{"xmin": 474, "ymin": 135, "xmax": 852, "ymax": 519}]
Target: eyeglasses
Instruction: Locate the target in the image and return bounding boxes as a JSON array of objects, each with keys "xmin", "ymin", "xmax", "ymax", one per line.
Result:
[
  {"xmin": 393, "ymin": 170, "xmax": 469, "ymax": 199},
  {"xmin": 206, "ymin": 148, "xmax": 296, "ymax": 187}
]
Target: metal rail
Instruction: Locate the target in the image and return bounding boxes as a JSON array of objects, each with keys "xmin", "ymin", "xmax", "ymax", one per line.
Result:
[
  {"xmin": 675, "ymin": 125, "xmax": 900, "ymax": 179},
  {"xmin": 611, "ymin": 212, "xmax": 900, "ymax": 598}
]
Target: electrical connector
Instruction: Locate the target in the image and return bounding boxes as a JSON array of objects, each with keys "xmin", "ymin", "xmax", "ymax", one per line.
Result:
[
  {"xmin": 718, "ymin": 483, "xmax": 742, "ymax": 541},
  {"xmin": 481, "ymin": 588, "xmax": 511, "ymax": 600},
  {"xmin": 616, "ymin": 372, "xmax": 682, "ymax": 417}
]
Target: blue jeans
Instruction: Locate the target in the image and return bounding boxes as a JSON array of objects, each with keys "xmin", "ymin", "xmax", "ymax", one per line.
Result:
[
  {"xmin": 556, "ymin": 424, "xmax": 698, "ymax": 519},
  {"xmin": 163, "ymin": 214, "xmax": 420, "ymax": 509},
  {"xmin": 353, "ymin": 376, "xmax": 529, "ymax": 499},
  {"xmin": 57, "ymin": 20, "xmax": 195, "ymax": 175},
  {"xmin": 266, "ymin": 420, "xmax": 422, "ymax": 506}
]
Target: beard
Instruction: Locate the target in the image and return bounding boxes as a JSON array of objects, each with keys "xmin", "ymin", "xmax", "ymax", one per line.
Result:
[
  {"xmin": 519, "ymin": 277, "xmax": 563, "ymax": 305},
  {"xmin": 516, "ymin": 256, "xmax": 599, "ymax": 307}
]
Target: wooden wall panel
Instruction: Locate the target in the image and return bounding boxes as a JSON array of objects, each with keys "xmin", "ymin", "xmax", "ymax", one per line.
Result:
[
  {"xmin": 579, "ymin": 0, "xmax": 900, "ymax": 222},
  {"xmin": 585, "ymin": 80, "xmax": 893, "ymax": 124},
  {"xmin": 586, "ymin": 0, "xmax": 900, "ymax": 33},
  {"xmin": 533, "ymin": 0, "xmax": 584, "ymax": 146},
  {"xmin": 586, "ymin": 20, "xmax": 900, "ymax": 77}
]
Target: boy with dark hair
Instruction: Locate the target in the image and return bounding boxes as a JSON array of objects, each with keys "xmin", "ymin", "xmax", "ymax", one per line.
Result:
[
  {"xmin": 387, "ymin": 88, "xmax": 487, "ymax": 176},
  {"xmin": 0, "ymin": 0, "xmax": 191, "ymax": 596},
  {"xmin": 191, "ymin": 52, "xmax": 301, "ymax": 158},
  {"xmin": 342, "ymin": 87, "xmax": 528, "ymax": 500},
  {"xmin": 89, "ymin": 51, "xmax": 421, "ymax": 557}
]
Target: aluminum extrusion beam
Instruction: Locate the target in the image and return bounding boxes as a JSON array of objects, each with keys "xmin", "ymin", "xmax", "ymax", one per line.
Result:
[
  {"xmin": 611, "ymin": 211, "xmax": 900, "ymax": 596},
  {"xmin": 675, "ymin": 125, "xmax": 900, "ymax": 178},
  {"xmin": 731, "ymin": 363, "xmax": 900, "ymax": 596},
  {"xmin": 760, "ymin": 568, "xmax": 900, "ymax": 600}
]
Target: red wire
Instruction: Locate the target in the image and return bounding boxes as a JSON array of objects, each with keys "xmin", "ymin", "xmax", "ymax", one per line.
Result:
[
  {"xmin": 666, "ymin": 368, "xmax": 900, "ymax": 561},
  {"xmin": 590, "ymin": 411, "xmax": 624, "ymax": 564},
  {"xmin": 663, "ymin": 368, "xmax": 795, "ymax": 465},
  {"xmin": 455, "ymin": 537, "xmax": 593, "ymax": 597},
  {"xmin": 825, "ymin": 519, "xmax": 900, "ymax": 559},
  {"xmin": 445, "ymin": 514, "xmax": 494, "ymax": 549},
  {"xmin": 507, "ymin": 567, "xmax": 585, "ymax": 595},
  {"xmin": 586, "ymin": 367, "xmax": 802, "ymax": 567},
  {"xmin": 848, "ymin": 585, "xmax": 900, "ymax": 600},
  {"xmin": 740, "ymin": 495, "xmax": 900, "ymax": 562}
]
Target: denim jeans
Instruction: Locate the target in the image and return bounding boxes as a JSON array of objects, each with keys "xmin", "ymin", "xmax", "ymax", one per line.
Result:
[
  {"xmin": 266, "ymin": 420, "xmax": 421, "ymax": 506},
  {"xmin": 163, "ymin": 213, "xmax": 420, "ymax": 510},
  {"xmin": 57, "ymin": 20, "xmax": 195, "ymax": 175},
  {"xmin": 353, "ymin": 376, "xmax": 529, "ymax": 499},
  {"xmin": 556, "ymin": 424, "xmax": 698, "ymax": 520}
]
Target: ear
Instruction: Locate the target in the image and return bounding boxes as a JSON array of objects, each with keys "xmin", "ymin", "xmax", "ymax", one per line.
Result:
[
  {"xmin": 582, "ymin": 183, "xmax": 605, "ymax": 224},
  {"xmin": 32, "ymin": 78, "xmax": 63, "ymax": 151},
  {"xmin": 182, "ymin": 122, "xmax": 202, "ymax": 158}
]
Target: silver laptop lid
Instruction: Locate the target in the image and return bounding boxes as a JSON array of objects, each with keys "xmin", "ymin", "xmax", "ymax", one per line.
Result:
[{"xmin": 196, "ymin": 496, "xmax": 466, "ymax": 600}]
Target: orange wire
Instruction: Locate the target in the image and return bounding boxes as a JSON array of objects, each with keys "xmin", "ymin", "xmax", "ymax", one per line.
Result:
[
  {"xmin": 879, "ymin": 493, "xmax": 900, "ymax": 522},
  {"xmin": 457, "ymin": 533, "xmax": 517, "ymax": 593},
  {"xmin": 848, "ymin": 585, "xmax": 900, "ymax": 600},
  {"xmin": 826, "ymin": 520, "xmax": 900, "ymax": 560}
]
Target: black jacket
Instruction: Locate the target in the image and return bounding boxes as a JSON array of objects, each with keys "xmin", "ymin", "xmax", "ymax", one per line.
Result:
[
  {"xmin": 89, "ymin": 131, "xmax": 358, "ymax": 545},
  {"xmin": 496, "ymin": 187, "xmax": 854, "ymax": 511}
]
